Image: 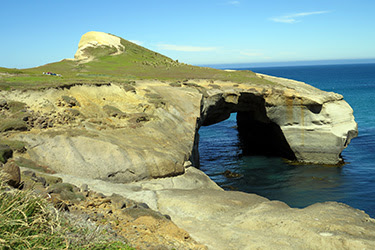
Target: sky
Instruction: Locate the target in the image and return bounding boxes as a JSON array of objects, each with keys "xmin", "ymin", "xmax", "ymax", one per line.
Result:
[{"xmin": 1, "ymin": 0, "xmax": 375, "ymax": 69}]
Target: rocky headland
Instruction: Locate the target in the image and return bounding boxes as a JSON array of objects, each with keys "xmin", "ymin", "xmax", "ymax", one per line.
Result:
[{"xmin": 0, "ymin": 31, "xmax": 373, "ymax": 249}]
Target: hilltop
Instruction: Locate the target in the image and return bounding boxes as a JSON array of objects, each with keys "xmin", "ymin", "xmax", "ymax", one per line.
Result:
[{"xmin": 0, "ymin": 31, "xmax": 270, "ymax": 91}]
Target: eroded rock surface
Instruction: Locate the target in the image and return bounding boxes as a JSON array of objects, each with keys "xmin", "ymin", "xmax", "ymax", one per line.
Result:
[
  {"xmin": 74, "ymin": 31, "xmax": 125, "ymax": 62},
  {"xmin": 199, "ymin": 75, "xmax": 358, "ymax": 164},
  {"xmin": 157, "ymin": 190, "xmax": 375, "ymax": 250},
  {"xmin": 0, "ymin": 76, "xmax": 357, "ymax": 183},
  {"xmin": 56, "ymin": 167, "xmax": 375, "ymax": 250},
  {"xmin": 1, "ymin": 82, "xmax": 201, "ymax": 183}
]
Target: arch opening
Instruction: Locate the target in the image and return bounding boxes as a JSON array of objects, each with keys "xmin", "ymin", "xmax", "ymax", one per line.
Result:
[
  {"xmin": 196, "ymin": 92, "xmax": 296, "ymax": 167},
  {"xmin": 236, "ymin": 111, "xmax": 296, "ymax": 160}
]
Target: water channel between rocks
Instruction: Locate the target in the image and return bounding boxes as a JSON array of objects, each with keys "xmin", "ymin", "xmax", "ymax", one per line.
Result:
[{"xmin": 198, "ymin": 112, "xmax": 372, "ymax": 216}]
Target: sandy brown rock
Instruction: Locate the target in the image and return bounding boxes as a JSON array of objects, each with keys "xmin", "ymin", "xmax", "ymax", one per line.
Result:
[
  {"xmin": 65, "ymin": 190, "xmax": 205, "ymax": 249},
  {"xmin": 1, "ymin": 78, "xmax": 357, "ymax": 185},
  {"xmin": 156, "ymin": 189, "xmax": 375, "ymax": 250},
  {"xmin": 1, "ymin": 160, "xmax": 21, "ymax": 188},
  {"xmin": 15, "ymin": 169, "xmax": 206, "ymax": 249},
  {"xmin": 2, "ymin": 83, "xmax": 201, "ymax": 183}
]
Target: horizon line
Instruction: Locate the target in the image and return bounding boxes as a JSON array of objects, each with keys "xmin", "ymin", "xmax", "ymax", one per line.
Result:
[{"xmin": 199, "ymin": 58, "xmax": 375, "ymax": 69}]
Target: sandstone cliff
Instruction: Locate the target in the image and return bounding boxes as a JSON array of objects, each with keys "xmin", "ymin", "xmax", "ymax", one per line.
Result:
[
  {"xmin": 74, "ymin": 31, "xmax": 125, "ymax": 62},
  {"xmin": 0, "ymin": 77, "xmax": 357, "ymax": 183}
]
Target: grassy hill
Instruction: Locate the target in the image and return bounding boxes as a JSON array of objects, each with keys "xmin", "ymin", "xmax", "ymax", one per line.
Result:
[{"xmin": 0, "ymin": 32, "xmax": 271, "ymax": 90}]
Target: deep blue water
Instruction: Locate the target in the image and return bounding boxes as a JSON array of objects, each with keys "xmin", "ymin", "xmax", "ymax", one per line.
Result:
[{"xmin": 199, "ymin": 63, "xmax": 375, "ymax": 218}]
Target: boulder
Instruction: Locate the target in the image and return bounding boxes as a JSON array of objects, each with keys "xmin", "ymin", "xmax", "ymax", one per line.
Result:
[{"xmin": 1, "ymin": 160, "xmax": 21, "ymax": 188}]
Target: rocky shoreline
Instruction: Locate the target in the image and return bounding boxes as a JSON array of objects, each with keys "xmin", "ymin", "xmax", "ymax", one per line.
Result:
[
  {"xmin": 55, "ymin": 165, "xmax": 375, "ymax": 250},
  {"xmin": 0, "ymin": 76, "xmax": 373, "ymax": 249},
  {"xmin": 0, "ymin": 159, "xmax": 206, "ymax": 249},
  {"xmin": 2, "ymin": 154, "xmax": 375, "ymax": 249}
]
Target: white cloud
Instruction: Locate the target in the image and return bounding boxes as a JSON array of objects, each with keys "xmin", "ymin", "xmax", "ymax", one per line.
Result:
[
  {"xmin": 270, "ymin": 11, "xmax": 330, "ymax": 24},
  {"xmin": 129, "ymin": 40, "xmax": 143, "ymax": 45},
  {"xmin": 228, "ymin": 1, "xmax": 240, "ymax": 5},
  {"xmin": 156, "ymin": 44, "xmax": 217, "ymax": 52}
]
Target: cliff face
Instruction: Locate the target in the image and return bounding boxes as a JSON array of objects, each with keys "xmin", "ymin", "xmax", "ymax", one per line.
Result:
[
  {"xmin": 74, "ymin": 31, "xmax": 125, "ymax": 62},
  {"xmin": 1, "ymin": 82, "xmax": 201, "ymax": 182},
  {"xmin": 1, "ymin": 75, "xmax": 357, "ymax": 183},
  {"xmin": 200, "ymin": 75, "xmax": 357, "ymax": 164}
]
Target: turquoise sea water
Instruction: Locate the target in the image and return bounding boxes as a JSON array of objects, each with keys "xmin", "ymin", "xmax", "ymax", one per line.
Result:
[{"xmin": 199, "ymin": 63, "xmax": 375, "ymax": 218}]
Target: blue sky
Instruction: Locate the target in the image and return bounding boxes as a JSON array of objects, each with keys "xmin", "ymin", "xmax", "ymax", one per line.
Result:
[{"xmin": 1, "ymin": 0, "xmax": 375, "ymax": 68}]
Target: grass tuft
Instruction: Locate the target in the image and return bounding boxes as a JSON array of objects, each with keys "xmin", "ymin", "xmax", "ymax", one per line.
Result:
[
  {"xmin": 0, "ymin": 118, "xmax": 27, "ymax": 132},
  {"xmin": 0, "ymin": 180, "xmax": 134, "ymax": 249}
]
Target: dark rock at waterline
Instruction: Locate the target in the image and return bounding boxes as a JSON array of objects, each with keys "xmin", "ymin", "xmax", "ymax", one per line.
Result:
[{"xmin": 222, "ymin": 170, "xmax": 242, "ymax": 178}]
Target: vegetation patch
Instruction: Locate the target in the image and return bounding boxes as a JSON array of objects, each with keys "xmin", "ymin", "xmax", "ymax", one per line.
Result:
[
  {"xmin": 208, "ymin": 84, "xmax": 221, "ymax": 89},
  {"xmin": 125, "ymin": 207, "xmax": 169, "ymax": 220},
  {"xmin": 0, "ymin": 139, "xmax": 26, "ymax": 153},
  {"xmin": 65, "ymin": 108, "xmax": 82, "ymax": 117},
  {"xmin": 0, "ymin": 118, "xmax": 28, "ymax": 132},
  {"xmin": 103, "ymin": 105, "xmax": 127, "ymax": 118},
  {"xmin": 120, "ymin": 81, "xmax": 136, "ymax": 93},
  {"xmin": 145, "ymin": 93, "xmax": 167, "ymax": 108},
  {"xmin": 6, "ymin": 101, "xmax": 27, "ymax": 113},
  {"xmin": 14, "ymin": 157, "xmax": 56, "ymax": 174},
  {"xmin": 182, "ymin": 82, "xmax": 209, "ymax": 97},
  {"xmin": 169, "ymin": 82, "xmax": 182, "ymax": 87},
  {"xmin": 0, "ymin": 181, "xmax": 133, "ymax": 249},
  {"xmin": 128, "ymin": 113, "xmax": 151, "ymax": 128},
  {"xmin": 47, "ymin": 183, "xmax": 85, "ymax": 202},
  {"xmin": 0, "ymin": 144, "xmax": 12, "ymax": 163},
  {"xmin": 81, "ymin": 45, "xmax": 119, "ymax": 58},
  {"xmin": 182, "ymin": 82, "xmax": 201, "ymax": 88},
  {"xmin": 61, "ymin": 96, "xmax": 80, "ymax": 107}
]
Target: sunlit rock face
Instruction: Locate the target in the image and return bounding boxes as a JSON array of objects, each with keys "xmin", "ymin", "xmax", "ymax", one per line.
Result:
[
  {"xmin": 199, "ymin": 74, "xmax": 358, "ymax": 165},
  {"xmin": 1, "ymin": 74, "xmax": 357, "ymax": 184},
  {"xmin": 74, "ymin": 31, "xmax": 125, "ymax": 62},
  {"xmin": 259, "ymin": 74, "xmax": 358, "ymax": 164},
  {"xmin": 4, "ymin": 83, "xmax": 201, "ymax": 183}
]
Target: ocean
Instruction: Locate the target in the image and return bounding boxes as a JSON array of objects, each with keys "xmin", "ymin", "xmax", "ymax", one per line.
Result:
[{"xmin": 199, "ymin": 63, "xmax": 375, "ymax": 218}]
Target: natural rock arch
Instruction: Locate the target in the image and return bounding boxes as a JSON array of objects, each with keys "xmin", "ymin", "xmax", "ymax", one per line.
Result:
[
  {"xmin": 191, "ymin": 77, "xmax": 358, "ymax": 168},
  {"xmin": 4, "ymin": 79, "xmax": 357, "ymax": 184},
  {"xmin": 195, "ymin": 92, "xmax": 296, "ymax": 167}
]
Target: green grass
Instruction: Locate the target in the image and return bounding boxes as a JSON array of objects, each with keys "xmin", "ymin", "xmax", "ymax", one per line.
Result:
[
  {"xmin": 0, "ymin": 180, "xmax": 134, "ymax": 249},
  {"xmin": 0, "ymin": 139, "xmax": 26, "ymax": 153},
  {"xmin": 0, "ymin": 118, "xmax": 27, "ymax": 132},
  {"xmin": 0, "ymin": 33, "xmax": 275, "ymax": 90}
]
